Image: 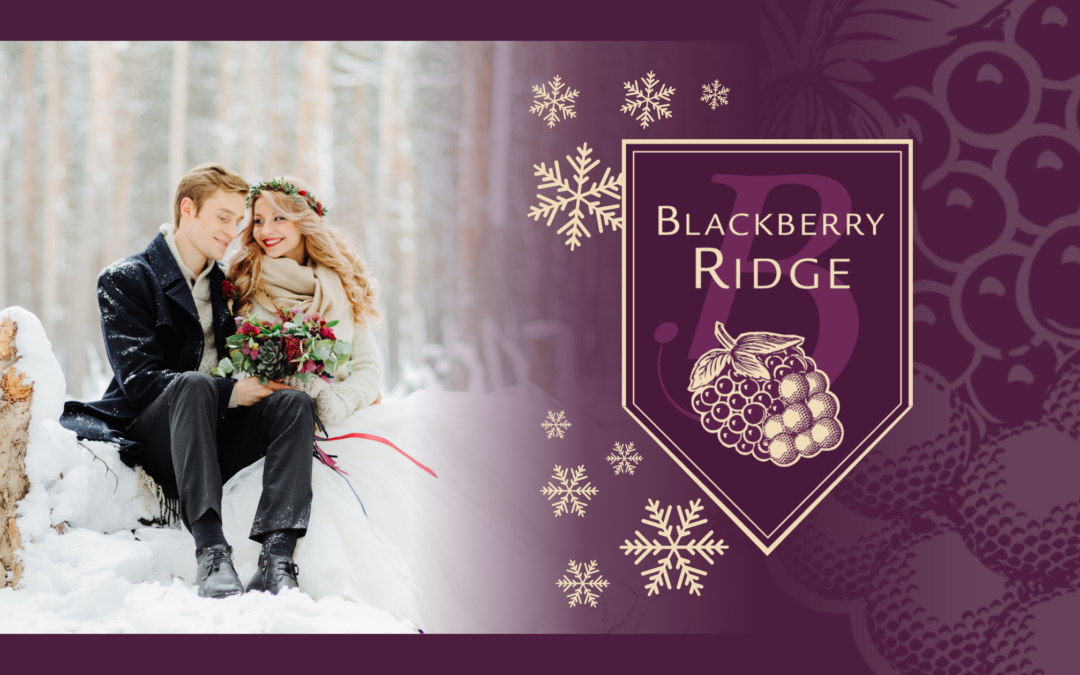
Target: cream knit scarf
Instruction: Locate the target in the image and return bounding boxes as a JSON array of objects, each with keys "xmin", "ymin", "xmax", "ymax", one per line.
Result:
[{"xmin": 253, "ymin": 256, "xmax": 351, "ymax": 332}]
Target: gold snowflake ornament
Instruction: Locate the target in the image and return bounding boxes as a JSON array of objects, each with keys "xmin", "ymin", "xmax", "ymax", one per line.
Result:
[
  {"xmin": 557, "ymin": 560, "xmax": 609, "ymax": 608},
  {"xmin": 530, "ymin": 74, "xmax": 579, "ymax": 128},
  {"xmin": 620, "ymin": 498, "xmax": 729, "ymax": 596},
  {"xmin": 541, "ymin": 465, "xmax": 598, "ymax": 517},
  {"xmin": 621, "ymin": 70, "xmax": 675, "ymax": 129},
  {"xmin": 701, "ymin": 79, "xmax": 730, "ymax": 110},
  {"xmin": 529, "ymin": 143, "xmax": 623, "ymax": 251},
  {"xmin": 606, "ymin": 441, "xmax": 643, "ymax": 475},
  {"xmin": 541, "ymin": 410, "xmax": 572, "ymax": 439}
]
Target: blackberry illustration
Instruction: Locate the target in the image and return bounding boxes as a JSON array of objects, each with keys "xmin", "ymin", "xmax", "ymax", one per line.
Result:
[
  {"xmin": 864, "ymin": 518, "xmax": 1020, "ymax": 675},
  {"xmin": 1044, "ymin": 360, "xmax": 1080, "ymax": 436},
  {"xmin": 688, "ymin": 322, "xmax": 844, "ymax": 467},
  {"xmin": 952, "ymin": 419, "xmax": 1080, "ymax": 584},
  {"xmin": 834, "ymin": 364, "xmax": 971, "ymax": 519},
  {"xmin": 775, "ymin": 495, "xmax": 907, "ymax": 601},
  {"xmin": 983, "ymin": 583, "xmax": 1080, "ymax": 675}
]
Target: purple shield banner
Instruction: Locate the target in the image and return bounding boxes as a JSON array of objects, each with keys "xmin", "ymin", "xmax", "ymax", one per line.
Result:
[{"xmin": 623, "ymin": 140, "xmax": 913, "ymax": 553}]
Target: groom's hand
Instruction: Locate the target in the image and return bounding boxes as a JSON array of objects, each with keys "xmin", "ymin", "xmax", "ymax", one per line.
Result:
[{"xmin": 234, "ymin": 378, "xmax": 296, "ymax": 406}]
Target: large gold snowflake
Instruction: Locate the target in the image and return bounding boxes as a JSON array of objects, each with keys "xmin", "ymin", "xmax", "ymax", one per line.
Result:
[
  {"xmin": 620, "ymin": 499, "xmax": 729, "ymax": 596},
  {"xmin": 529, "ymin": 143, "xmax": 623, "ymax": 251}
]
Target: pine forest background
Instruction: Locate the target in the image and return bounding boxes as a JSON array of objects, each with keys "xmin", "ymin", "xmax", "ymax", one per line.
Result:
[{"xmin": 0, "ymin": 41, "xmax": 643, "ymax": 419}]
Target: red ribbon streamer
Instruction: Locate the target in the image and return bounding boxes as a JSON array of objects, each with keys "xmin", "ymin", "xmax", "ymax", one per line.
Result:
[{"xmin": 317, "ymin": 432, "xmax": 438, "ymax": 478}]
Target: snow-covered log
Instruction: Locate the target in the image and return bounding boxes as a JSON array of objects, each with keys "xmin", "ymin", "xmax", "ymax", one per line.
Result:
[{"xmin": 0, "ymin": 313, "xmax": 32, "ymax": 586}]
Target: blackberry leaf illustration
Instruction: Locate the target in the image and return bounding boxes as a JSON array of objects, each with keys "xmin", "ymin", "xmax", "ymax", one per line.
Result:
[{"xmin": 690, "ymin": 322, "xmax": 844, "ymax": 467}]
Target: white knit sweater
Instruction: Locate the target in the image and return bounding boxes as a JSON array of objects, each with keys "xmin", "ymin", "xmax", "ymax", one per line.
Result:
[
  {"xmin": 160, "ymin": 224, "xmax": 238, "ymax": 408},
  {"xmin": 247, "ymin": 303, "xmax": 383, "ymax": 425}
]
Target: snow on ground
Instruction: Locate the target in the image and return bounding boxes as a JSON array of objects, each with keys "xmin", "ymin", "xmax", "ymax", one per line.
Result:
[{"xmin": 0, "ymin": 306, "xmax": 415, "ymax": 633}]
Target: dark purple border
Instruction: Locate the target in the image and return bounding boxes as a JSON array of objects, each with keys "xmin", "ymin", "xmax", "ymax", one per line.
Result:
[
  {"xmin": 0, "ymin": 632, "xmax": 874, "ymax": 673},
  {"xmin": 2, "ymin": 1, "xmax": 757, "ymax": 40}
]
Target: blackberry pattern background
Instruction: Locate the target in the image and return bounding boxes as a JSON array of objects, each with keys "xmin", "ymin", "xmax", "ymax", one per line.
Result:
[{"xmin": 761, "ymin": 0, "xmax": 1080, "ymax": 672}]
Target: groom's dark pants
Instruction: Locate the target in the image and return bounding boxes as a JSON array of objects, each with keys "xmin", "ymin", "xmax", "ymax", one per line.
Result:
[{"xmin": 129, "ymin": 371, "xmax": 314, "ymax": 541}]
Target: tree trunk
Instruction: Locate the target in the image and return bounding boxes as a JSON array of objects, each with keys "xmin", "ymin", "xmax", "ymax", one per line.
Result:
[
  {"xmin": 485, "ymin": 41, "xmax": 514, "ymax": 387},
  {"xmin": 454, "ymin": 41, "xmax": 495, "ymax": 392},
  {"xmin": 114, "ymin": 42, "xmax": 139, "ymax": 266},
  {"xmin": 20, "ymin": 43, "xmax": 38, "ymax": 313},
  {"xmin": 0, "ymin": 317, "xmax": 32, "ymax": 589},
  {"xmin": 216, "ymin": 42, "xmax": 234, "ymax": 166},
  {"xmin": 267, "ymin": 46, "xmax": 284, "ymax": 177},
  {"xmin": 296, "ymin": 42, "xmax": 314, "ymax": 184},
  {"xmin": 41, "ymin": 42, "xmax": 63, "ymax": 349},
  {"xmin": 375, "ymin": 42, "xmax": 404, "ymax": 389},
  {"xmin": 353, "ymin": 73, "xmax": 370, "ymax": 252},
  {"xmin": 0, "ymin": 56, "xmax": 6, "ymax": 310},
  {"xmin": 168, "ymin": 41, "xmax": 190, "ymax": 207},
  {"xmin": 71, "ymin": 42, "xmax": 115, "ymax": 399},
  {"xmin": 240, "ymin": 42, "xmax": 260, "ymax": 181},
  {"xmin": 313, "ymin": 42, "xmax": 334, "ymax": 206}
]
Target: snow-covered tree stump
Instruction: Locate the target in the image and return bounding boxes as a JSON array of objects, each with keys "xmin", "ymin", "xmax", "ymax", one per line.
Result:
[{"xmin": 0, "ymin": 316, "xmax": 31, "ymax": 587}]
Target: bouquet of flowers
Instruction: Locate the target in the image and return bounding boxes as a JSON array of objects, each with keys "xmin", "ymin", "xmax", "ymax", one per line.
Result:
[{"xmin": 211, "ymin": 307, "xmax": 354, "ymax": 385}]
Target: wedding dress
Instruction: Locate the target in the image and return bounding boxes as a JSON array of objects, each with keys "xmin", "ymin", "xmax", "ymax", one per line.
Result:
[{"xmin": 219, "ymin": 384, "xmax": 567, "ymax": 633}]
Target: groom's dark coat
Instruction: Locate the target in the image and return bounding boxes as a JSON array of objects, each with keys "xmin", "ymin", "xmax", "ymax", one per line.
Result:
[{"xmin": 60, "ymin": 233, "xmax": 238, "ymax": 468}]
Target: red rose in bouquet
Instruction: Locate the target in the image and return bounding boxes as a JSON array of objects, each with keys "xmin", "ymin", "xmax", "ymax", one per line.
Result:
[{"xmin": 211, "ymin": 306, "xmax": 354, "ymax": 385}]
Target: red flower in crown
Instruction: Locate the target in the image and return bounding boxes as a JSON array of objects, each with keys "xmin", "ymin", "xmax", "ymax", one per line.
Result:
[{"xmin": 246, "ymin": 179, "xmax": 330, "ymax": 218}]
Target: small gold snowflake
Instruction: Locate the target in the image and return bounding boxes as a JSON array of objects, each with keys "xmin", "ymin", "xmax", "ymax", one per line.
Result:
[
  {"xmin": 606, "ymin": 441, "xmax": 644, "ymax": 476},
  {"xmin": 701, "ymin": 79, "xmax": 730, "ymax": 109},
  {"xmin": 541, "ymin": 410, "xmax": 572, "ymax": 439},
  {"xmin": 541, "ymin": 465, "xmax": 598, "ymax": 517},
  {"xmin": 530, "ymin": 74, "xmax": 579, "ymax": 128},
  {"xmin": 556, "ymin": 560, "xmax": 609, "ymax": 608},
  {"xmin": 621, "ymin": 70, "xmax": 675, "ymax": 128}
]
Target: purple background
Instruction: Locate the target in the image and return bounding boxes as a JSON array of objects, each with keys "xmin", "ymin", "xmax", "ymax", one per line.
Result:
[
  {"xmin": 6, "ymin": 1, "xmax": 1080, "ymax": 673},
  {"xmin": 626, "ymin": 145, "xmax": 909, "ymax": 537}
]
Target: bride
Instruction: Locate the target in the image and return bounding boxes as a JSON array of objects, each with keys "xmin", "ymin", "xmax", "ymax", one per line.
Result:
[{"xmin": 218, "ymin": 176, "xmax": 563, "ymax": 633}]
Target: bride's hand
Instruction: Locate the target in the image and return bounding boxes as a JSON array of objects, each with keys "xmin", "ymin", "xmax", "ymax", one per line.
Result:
[{"xmin": 234, "ymin": 377, "xmax": 296, "ymax": 406}]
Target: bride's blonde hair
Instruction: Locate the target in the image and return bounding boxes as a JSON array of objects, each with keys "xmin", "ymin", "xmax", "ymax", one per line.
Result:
[{"xmin": 229, "ymin": 176, "xmax": 380, "ymax": 328}]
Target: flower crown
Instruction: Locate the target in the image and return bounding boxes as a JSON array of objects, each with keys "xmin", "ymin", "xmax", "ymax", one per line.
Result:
[{"xmin": 246, "ymin": 178, "xmax": 329, "ymax": 217}]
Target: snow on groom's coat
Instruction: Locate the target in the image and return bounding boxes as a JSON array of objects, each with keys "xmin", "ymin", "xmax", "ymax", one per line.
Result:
[{"xmin": 60, "ymin": 233, "xmax": 237, "ymax": 468}]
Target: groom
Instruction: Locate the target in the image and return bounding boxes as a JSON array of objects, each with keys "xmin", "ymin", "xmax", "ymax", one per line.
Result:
[{"xmin": 61, "ymin": 163, "xmax": 313, "ymax": 598}]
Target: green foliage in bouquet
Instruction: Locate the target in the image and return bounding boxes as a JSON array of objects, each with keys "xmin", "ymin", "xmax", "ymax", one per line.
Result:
[{"xmin": 211, "ymin": 306, "xmax": 354, "ymax": 385}]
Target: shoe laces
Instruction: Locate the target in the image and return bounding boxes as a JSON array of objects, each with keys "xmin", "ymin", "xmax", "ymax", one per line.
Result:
[
  {"xmin": 271, "ymin": 557, "xmax": 299, "ymax": 581},
  {"xmin": 206, "ymin": 547, "xmax": 232, "ymax": 572}
]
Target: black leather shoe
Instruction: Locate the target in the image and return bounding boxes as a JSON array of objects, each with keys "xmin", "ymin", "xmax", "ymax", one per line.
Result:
[
  {"xmin": 195, "ymin": 544, "xmax": 244, "ymax": 598},
  {"xmin": 245, "ymin": 552, "xmax": 300, "ymax": 595}
]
